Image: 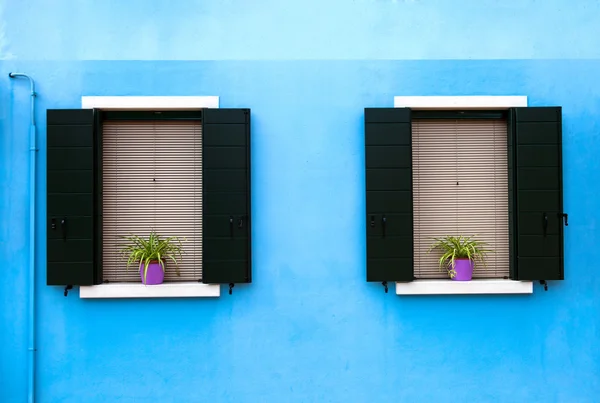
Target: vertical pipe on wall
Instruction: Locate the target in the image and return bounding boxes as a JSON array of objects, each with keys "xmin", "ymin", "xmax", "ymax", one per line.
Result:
[{"xmin": 9, "ymin": 73, "xmax": 37, "ymax": 403}]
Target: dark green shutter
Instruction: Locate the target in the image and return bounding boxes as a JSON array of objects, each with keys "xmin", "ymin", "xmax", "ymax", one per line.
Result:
[
  {"xmin": 202, "ymin": 109, "xmax": 251, "ymax": 284},
  {"xmin": 47, "ymin": 109, "xmax": 99, "ymax": 285},
  {"xmin": 365, "ymin": 108, "xmax": 414, "ymax": 282},
  {"xmin": 510, "ymin": 107, "xmax": 565, "ymax": 280}
]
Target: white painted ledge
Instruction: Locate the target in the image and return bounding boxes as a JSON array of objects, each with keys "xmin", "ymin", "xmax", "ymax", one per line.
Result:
[
  {"xmin": 81, "ymin": 96, "xmax": 219, "ymax": 110},
  {"xmin": 80, "ymin": 282, "xmax": 220, "ymax": 299},
  {"xmin": 396, "ymin": 279, "xmax": 533, "ymax": 295},
  {"xmin": 394, "ymin": 95, "xmax": 527, "ymax": 110}
]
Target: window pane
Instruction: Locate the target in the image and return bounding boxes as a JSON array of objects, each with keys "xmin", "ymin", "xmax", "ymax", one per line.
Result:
[
  {"xmin": 102, "ymin": 121, "xmax": 202, "ymax": 283},
  {"xmin": 413, "ymin": 119, "xmax": 509, "ymax": 279}
]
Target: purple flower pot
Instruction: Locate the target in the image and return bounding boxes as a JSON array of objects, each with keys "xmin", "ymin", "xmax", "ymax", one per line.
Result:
[
  {"xmin": 139, "ymin": 261, "xmax": 164, "ymax": 285},
  {"xmin": 450, "ymin": 259, "xmax": 474, "ymax": 281}
]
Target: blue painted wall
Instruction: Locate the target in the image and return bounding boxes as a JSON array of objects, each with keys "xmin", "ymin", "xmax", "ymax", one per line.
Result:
[{"xmin": 2, "ymin": 1, "xmax": 600, "ymax": 402}]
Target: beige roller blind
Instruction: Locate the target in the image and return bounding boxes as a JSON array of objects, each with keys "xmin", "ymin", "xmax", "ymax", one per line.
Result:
[
  {"xmin": 102, "ymin": 121, "xmax": 202, "ymax": 282},
  {"xmin": 412, "ymin": 119, "xmax": 509, "ymax": 279}
]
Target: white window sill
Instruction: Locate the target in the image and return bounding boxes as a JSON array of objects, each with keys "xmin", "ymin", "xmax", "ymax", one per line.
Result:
[
  {"xmin": 79, "ymin": 282, "xmax": 220, "ymax": 299},
  {"xmin": 395, "ymin": 279, "xmax": 533, "ymax": 295}
]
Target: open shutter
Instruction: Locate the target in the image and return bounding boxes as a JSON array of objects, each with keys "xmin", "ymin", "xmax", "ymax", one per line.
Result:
[
  {"xmin": 365, "ymin": 108, "xmax": 414, "ymax": 282},
  {"xmin": 202, "ymin": 109, "xmax": 251, "ymax": 284},
  {"xmin": 47, "ymin": 109, "xmax": 99, "ymax": 285},
  {"xmin": 510, "ymin": 107, "xmax": 565, "ymax": 280}
]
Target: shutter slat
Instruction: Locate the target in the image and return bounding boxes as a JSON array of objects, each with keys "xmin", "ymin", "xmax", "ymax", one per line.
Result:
[
  {"xmin": 413, "ymin": 119, "xmax": 510, "ymax": 279},
  {"xmin": 102, "ymin": 121, "xmax": 203, "ymax": 283}
]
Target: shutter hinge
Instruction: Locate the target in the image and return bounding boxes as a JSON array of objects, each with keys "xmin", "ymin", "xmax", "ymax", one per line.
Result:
[
  {"xmin": 561, "ymin": 213, "xmax": 569, "ymax": 226},
  {"xmin": 64, "ymin": 284, "xmax": 73, "ymax": 297},
  {"xmin": 539, "ymin": 280, "xmax": 548, "ymax": 291},
  {"xmin": 229, "ymin": 283, "xmax": 235, "ymax": 295},
  {"xmin": 382, "ymin": 281, "xmax": 388, "ymax": 293}
]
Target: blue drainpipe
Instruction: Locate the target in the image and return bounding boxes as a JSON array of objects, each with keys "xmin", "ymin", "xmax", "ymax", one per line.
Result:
[{"xmin": 9, "ymin": 72, "xmax": 37, "ymax": 403}]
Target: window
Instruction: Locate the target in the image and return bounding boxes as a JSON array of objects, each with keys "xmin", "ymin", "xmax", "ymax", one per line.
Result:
[
  {"xmin": 102, "ymin": 119, "xmax": 203, "ymax": 282},
  {"xmin": 412, "ymin": 118, "xmax": 509, "ymax": 279},
  {"xmin": 46, "ymin": 101, "xmax": 252, "ymax": 294},
  {"xmin": 364, "ymin": 101, "xmax": 566, "ymax": 291}
]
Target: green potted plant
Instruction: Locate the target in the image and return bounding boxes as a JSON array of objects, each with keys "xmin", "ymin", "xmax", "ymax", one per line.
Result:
[
  {"xmin": 120, "ymin": 230, "xmax": 185, "ymax": 285},
  {"xmin": 427, "ymin": 235, "xmax": 490, "ymax": 281}
]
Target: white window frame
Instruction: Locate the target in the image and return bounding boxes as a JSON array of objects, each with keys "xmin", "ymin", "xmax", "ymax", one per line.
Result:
[
  {"xmin": 394, "ymin": 95, "xmax": 533, "ymax": 295},
  {"xmin": 79, "ymin": 96, "xmax": 220, "ymax": 299}
]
